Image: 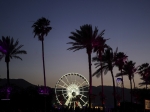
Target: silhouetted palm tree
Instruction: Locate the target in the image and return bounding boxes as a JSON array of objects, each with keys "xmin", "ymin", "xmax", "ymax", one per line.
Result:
[
  {"xmin": 93, "ymin": 47, "xmax": 117, "ymax": 108},
  {"xmin": 114, "ymin": 52, "xmax": 128, "ymax": 103},
  {"xmin": 93, "ymin": 32, "xmax": 109, "ymax": 109},
  {"xmin": 139, "ymin": 75, "xmax": 150, "ymax": 88},
  {"xmin": 32, "ymin": 17, "xmax": 52, "ymax": 93},
  {"xmin": 116, "ymin": 61, "xmax": 137, "ymax": 104},
  {"xmin": 137, "ymin": 63, "xmax": 150, "ymax": 89},
  {"xmin": 0, "ymin": 36, "xmax": 27, "ymax": 85},
  {"xmin": 0, "ymin": 45, "xmax": 6, "ymax": 60},
  {"xmin": 67, "ymin": 24, "xmax": 105, "ymax": 107}
]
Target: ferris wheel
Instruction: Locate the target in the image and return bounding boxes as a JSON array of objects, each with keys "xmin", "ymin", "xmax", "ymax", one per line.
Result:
[{"xmin": 55, "ymin": 73, "xmax": 89, "ymax": 108}]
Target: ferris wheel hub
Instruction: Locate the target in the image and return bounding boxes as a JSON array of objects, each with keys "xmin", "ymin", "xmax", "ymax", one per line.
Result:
[
  {"xmin": 72, "ymin": 92, "xmax": 76, "ymax": 96},
  {"xmin": 67, "ymin": 84, "xmax": 80, "ymax": 98}
]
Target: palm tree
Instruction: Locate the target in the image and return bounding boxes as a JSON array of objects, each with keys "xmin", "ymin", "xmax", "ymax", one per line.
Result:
[
  {"xmin": 67, "ymin": 24, "xmax": 105, "ymax": 107},
  {"xmin": 139, "ymin": 74, "xmax": 150, "ymax": 89},
  {"xmin": 93, "ymin": 32, "xmax": 109, "ymax": 109},
  {"xmin": 93, "ymin": 47, "xmax": 117, "ymax": 109},
  {"xmin": 114, "ymin": 52, "xmax": 128, "ymax": 103},
  {"xmin": 0, "ymin": 44, "xmax": 6, "ymax": 60},
  {"xmin": 137, "ymin": 63, "xmax": 150, "ymax": 89},
  {"xmin": 0, "ymin": 36, "xmax": 27, "ymax": 85},
  {"xmin": 116, "ymin": 61, "xmax": 137, "ymax": 104},
  {"xmin": 32, "ymin": 17, "xmax": 52, "ymax": 93}
]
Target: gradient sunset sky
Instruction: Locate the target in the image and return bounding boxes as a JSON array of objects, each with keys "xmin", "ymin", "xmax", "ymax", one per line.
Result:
[{"xmin": 0, "ymin": 0, "xmax": 150, "ymax": 88}]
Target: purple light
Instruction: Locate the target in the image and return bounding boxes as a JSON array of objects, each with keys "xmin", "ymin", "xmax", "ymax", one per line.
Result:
[
  {"xmin": 0, "ymin": 86, "xmax": 12, "ymax": 100},
  {"xmin": 7, "ymin": 87, "xmax": 11, "ymax": 93},
  {"xmin": 38, "ymin": 86, "xmax": 50, "ymax": 95},
  {"xmin": 0, "ymin": 46, "xmax": 7, "ymax": 53}
]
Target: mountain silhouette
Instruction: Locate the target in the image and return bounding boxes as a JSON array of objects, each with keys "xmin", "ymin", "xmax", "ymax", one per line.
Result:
[
  {"xmin": 91, "ymin": 86, "xmax": 130, "ymax": 107},
  {"xmin": 0, "ymin": 78, "xmax": 36, "ymax": 88},
  {"xmin": 0, "ymin": 79, "xmax": 131, "ymax": 107}
]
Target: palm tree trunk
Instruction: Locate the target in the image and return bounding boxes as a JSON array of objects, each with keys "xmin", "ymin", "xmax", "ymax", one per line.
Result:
[
  {"xmin": 42, "ymin": 40, "xmax": 46, "ymax": 92},
  {"xmin": 146, "ymin": 79, "xmax": 148, "ymax": 90},
  {"xmin": 121, "ymin": 69, "xmax": 125, "ymax": 112},
  {"xmin": 130, "ymin": 79, "xmax": 133, "ymax": 104},
  {"xmin": 88, "ymin": 53, "xmax": 92, "ymax": 108},
  {"xmin": 6, "ymin": 62, "xmax": 10, "ymax": 85},
  {"xmin": 100, "ymin": 62, "xmax": 104, "ymax": 110},
  {"xmin": 132, "ymin": 78, "xmax": 135, "ymax": 89},
  {"xmin": 110, "ymin": 69, "xmax": 117, "ymax": 109},
  {"xmin": 42, "ymin": 40, "xmax": 47, "ymax": 112},
  {"xmin": 121, "ymin": 70, "xmax": 125, "ymax": 102}
]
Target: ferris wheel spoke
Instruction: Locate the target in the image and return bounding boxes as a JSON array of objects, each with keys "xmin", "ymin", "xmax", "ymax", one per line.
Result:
[
  {"xmin": 65, "ymin": 97, "xmax": 71, "ymax": 106},
  {"xmin": 71, "ymin": 80, "xmax": 78, "ymax": 86},
  {"xmin": 56, "ymin": 89, "xmax": 67, "ymax": 91},
  {"xmin": 79, "ymin": 94, "xmax": 87, "ymax": 98},
  {"xmin": 63, "ymin": 93, "xmax": 68, "ymax": 99},
  {"xmin": 57, "ymin": 84, "xmax": 67, "ymax": 89},
  {"xmin": 75, "ymin": 81, "xmax": 80, "ymax": 86},
  {"xmin": 65, "ymin": 94, "xmax": 69, "ymax": 99},
  {"xmin": 65, "ymin": 75, "xmax": 70, "ymax": 85},
  {"xmin": 61, "ymin": 92, "xmax": 67, "ymax": 95},
  {"xmin": 75, "ymin": 74, "xmax": 76, "ymax": 83},
  {"xmin": 80, "ymin": 90, "xmax": 89, "ymax": 92},
  {"xmin": 80, "ymin": 97, "xmax": 86, "ymax": 103},
  {"xmin": 79, "ymin": 81, "xmax": 87, "ymax": 87},
  {"xmin": 79, "ymin": 85, "xmax": 89, "ymax": 89},
  {"xmin": 70, "ymin": 74, "xmax": 73, "ymax": 84},
  {"xmin": 74, "ymin": 101, "xmax": 75, "ymax": 108},
  {"xmin": 60, "ymin": 79, "xmax": 69, "ymax": 87},
  {"xmin": 83, "ymin": 102, "xmax": 88, "ymax": 106}
]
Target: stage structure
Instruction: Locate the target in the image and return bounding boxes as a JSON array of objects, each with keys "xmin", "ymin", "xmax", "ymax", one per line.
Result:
[{"xmin": 55, "ymin": 73, "xmax": 89, "ymax": 108}]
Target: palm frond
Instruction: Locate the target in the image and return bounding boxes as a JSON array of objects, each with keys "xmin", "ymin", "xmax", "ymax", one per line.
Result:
[
  {"xmin": 32, "ymin": 17, "xmax": 52, "ymax": 40},
  {"xmin": 92, "ymin": 56, "xmax": 100, "ymax": 62},
  {"xmin": 92, "ymin": 68, "xmax": 102, "ymax": 78},
  {"xmin": 138, "ymin": 81, "xmax": 150, "ymax": 87},
  {"xmin": 0, "ymin": 36, "xmax": 27, "ymax": 62},
  {"xmin": 116, "ymin": 72, "xmax": 128, "ymax": 77},
  {"xmin": 11, "ymin": 45, "xmax": 23, "ymax": 54},
  {"xmin": 67, "ymin": 46, "xmax": 85, "ymax": 52},
  {"xmin": 13, "ymin": 56, "xmax": 22, "ymax": 60},
  {"xmin": 13, "ymin": 50, "xmax": 27, "ymax": 55},
  {"xmin": 104, "ymin": 66, "xmax": 109, "ymax": 75},
  {"xmin": 67, "ymin": 24, "xmax": 104, "ymax": 53}
]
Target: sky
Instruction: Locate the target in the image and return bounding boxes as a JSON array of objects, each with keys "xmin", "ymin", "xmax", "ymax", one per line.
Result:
[{"xmin": 0, "ymin": 0, "xmax": 150, "ymax": 89}]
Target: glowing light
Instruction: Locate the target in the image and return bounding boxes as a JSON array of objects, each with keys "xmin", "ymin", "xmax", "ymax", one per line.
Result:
[
  {"xmin": 0, "ymin": 46, "xmax": 7, "ymax": 53},
  {"xmin": 38, "ymin": 86, "xmax": 50, "ymax": 95},
  {"xmin": 116, "ymin": 78, "xmax": 122, "ymax": 83}
]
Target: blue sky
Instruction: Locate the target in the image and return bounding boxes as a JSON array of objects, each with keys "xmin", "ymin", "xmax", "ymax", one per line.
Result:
[{"xmin": 0, "ymin": 0, "xmax": 150, "ymax": 88}]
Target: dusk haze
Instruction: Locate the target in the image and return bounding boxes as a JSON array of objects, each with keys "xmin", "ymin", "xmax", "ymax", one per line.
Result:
[{"xmin": 0, "ymin": 0, "xmax": 150, "ymax": 91}]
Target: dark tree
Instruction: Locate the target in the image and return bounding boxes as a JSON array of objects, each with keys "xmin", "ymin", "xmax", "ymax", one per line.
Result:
[
  {"xmin": 32, "ymin": 17, "xmax": 52, "ymax": 93},
  {"xmin": 137, "ymin": 63, "xmax": 150, "ymax": 89},
  {"xmin": 92, "ymin": 33, "xmax": 109, "ymax": 109},
  {"xmin": 67, "ymin": 24, "xmax": 105, "ymax": 107},
  {"xmin": 93, "ymin": 47, "xmax": 117, "ymax": 109},
  {"xmin": 114, "ymin": 52, "xmax": 128, "ymax": 103},
  {"xmin": 116, "ymin": 60, "xmax": 137, "ymax": 104},
  {"xmin": 0, "ymin": 36, "xmax": 27, "ymax": 85}
]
